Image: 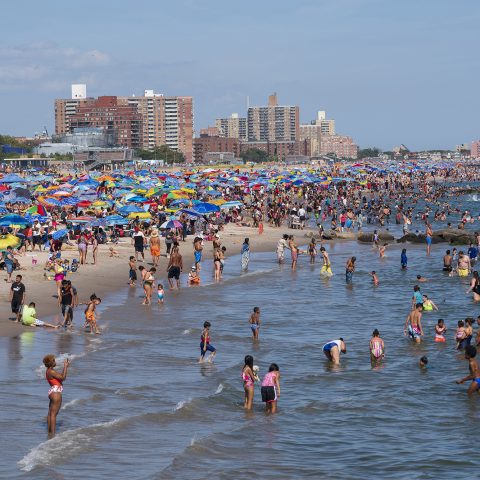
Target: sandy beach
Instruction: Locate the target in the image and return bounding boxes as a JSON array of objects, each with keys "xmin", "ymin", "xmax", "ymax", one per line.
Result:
[{"xmin": 0, "ymin": 222, "xmax": 316, "ymax": 337}]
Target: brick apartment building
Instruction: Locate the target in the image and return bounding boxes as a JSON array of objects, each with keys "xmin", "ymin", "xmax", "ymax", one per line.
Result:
[
  {"xmin": 242, "ymin": 140, "xmax": 310, "ymax": 158},
  {"xmin": 55, "ymin": 86, "xmax": 194, "ymax": 162},
  {"xmin": 194, "ymin": 134, "xmax": 241, "ymax": 163},
  {"xmin": 67, "ymin": 96, "xmax": 143, "ymax": 149}
]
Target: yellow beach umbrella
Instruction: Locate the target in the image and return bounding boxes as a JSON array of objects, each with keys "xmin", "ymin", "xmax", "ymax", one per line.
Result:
[
  {"xmin": 128, "ymin": 211, "xmax": 151, "ymax": 219},
  {"xmin": 0, "ymin": 234, "xmax": 21, "ymax": 250}
]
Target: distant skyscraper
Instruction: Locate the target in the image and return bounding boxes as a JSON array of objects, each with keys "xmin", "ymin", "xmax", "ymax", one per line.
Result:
[
  {"xmin": 55, "ymin": 86, "xmax": 194, "ymax": 162},
  {"xmin": 247, "ymin": 94, "xmax": 299, "ymax": 142},
  {"xmin": 215, "ymin": 113, "xmax": 247, "ymax": 141}
]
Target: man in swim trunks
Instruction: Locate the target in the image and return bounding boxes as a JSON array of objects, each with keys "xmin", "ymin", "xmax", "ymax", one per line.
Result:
[
  {"xmin": 404, "ymin": 303, "xmax": 424, "ymax": 343},
  {"xmin": 322, "ymin": 338, "xmax": 346, "ymax": 365},
  {"xmin": 443, "ymin": 250, "xmax": 452, "ymax": 272},
  {"xmin": 193, "ymin": 237, "xmax": 203, "ymax": 271},
  {"xmin": 456, "ymin": 345, "xmax": 480, "ymax": 395},
  {"xmin": 345, "ymin": 257, "xmax": 356, "ymax": 283},
  {"xmin": 320, "ymin": 247, "xmax": 333, "ymax": 276},
  {"xmin": 425, "ymin": 223, "xmax": 433, "ymax": 256},
  {"xmin": 167, "ymin": 246, "xmax": 183, "ymax": 289},
  {"xmin": 249, "ymin": 306, "xmax": 261, "ymax": 340}
]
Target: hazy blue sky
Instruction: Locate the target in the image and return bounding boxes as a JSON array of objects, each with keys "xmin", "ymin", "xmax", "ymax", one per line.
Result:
[{"xmin": 1, "ymin": 0, "xmax": 478, "ymax": 150}]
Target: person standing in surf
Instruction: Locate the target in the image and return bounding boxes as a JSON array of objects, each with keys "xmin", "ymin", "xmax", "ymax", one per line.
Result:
[
  {"xmin": 249, "ymin": 306, "xmax": 261, "ymax": 341},
  {"xmin": 345, "ymin": 257, "xmax": 356, "ymax": 283},
  {"xmin": 241, "ymin": 238, "xmax": 250, "ymax": 271},
  {"xmin": 319, "ymin": 247, "xmax": 332, "ymax": 276},
  {"xmin": 456, "ymin": 345, "xmax": 480, "ymax": 395},
  {"xmin": 43, "ymin": 354, "xmax": 70, "ymax": 437},
  {"xmin": 261, "ymin": 363, "xmax": 281, "ymax": 414},
  {"xmin": 242, "ymin": 355, "xmax": 255, "ymax": 410},
  {"xmin": 322, "ymin": 339, "xmax": 347, "ymax": 365},
  {"xmin": 199, "ymin": 321, "xmax": 216, "ymax": 363}
]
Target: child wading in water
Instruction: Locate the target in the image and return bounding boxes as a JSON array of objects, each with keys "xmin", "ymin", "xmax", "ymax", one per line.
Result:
[
  {"xmin": 456, "ymin": 345, "xmax": 480, "ymax": 395},
  {"xmin": 242, "ymin": 355, "xmax": 255, "ymax": 410},
  {"xmin": 434, "ymin": 319, "xmax": 447, "ymax": 342},
  {"xmin": 261, "ymin": 363, "xmax": 281, "ymax": 414},
  {"xmin": 199, "ymin": 321, "xmax": 216, "ymax": 363},
  {"xmin": 83, "ymin": 294, "xmax": 102, "ymax": 334},
  {"xmin": 157, "ymin": 284, "xmax": 165, "ymax": 304}
]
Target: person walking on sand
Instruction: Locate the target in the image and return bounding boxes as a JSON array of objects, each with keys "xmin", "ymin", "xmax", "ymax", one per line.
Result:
[
  {"xmin": 242, "ymin": 355, "xmax": 255, "ymax": 410},
  {"xmin": 405, "ymin": 303, "xmax": 424, "ymax": 343},
  {"xmin": 10, "ymin": 274, "xmax": 25, "ymax": 322},
  {"xmin": 43, "ymin": 354, "xmax": 70, "ymax": 437},
  {"xmin": 167, "ymin": 246, "xmax": 183, "ymax": 289},
  {"xmin": 249, "ymin": 306, "xmax": 261, "ymax": 340}
]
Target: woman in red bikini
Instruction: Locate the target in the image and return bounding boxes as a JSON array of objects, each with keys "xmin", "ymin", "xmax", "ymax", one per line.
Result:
[{"xmin": 43, "ymin": 354, "xmax": 70, "ymax": 437}]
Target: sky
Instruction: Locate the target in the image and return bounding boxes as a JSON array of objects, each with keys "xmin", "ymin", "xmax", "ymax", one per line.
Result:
[{"xmin": 0, "ymin": 0, "xmax": 479, "ymax": 150}]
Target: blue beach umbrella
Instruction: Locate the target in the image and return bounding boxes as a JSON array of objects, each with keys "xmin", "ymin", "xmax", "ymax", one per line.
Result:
[
  {"xmin": 0, "ymin": 213, "xmax": 30, "ymax": 226},
  {"xmin": 52, "ymin": 229, "xmax": 69, "ymax": 240},
  {"xmin": 192, "ymin": 202, "xmax": 220, "ymax": 214}
]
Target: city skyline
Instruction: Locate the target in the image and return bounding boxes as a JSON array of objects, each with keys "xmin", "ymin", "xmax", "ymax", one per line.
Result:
[{"xmin": 1, "ymin": 0, "xmax": 479, "ymax": 150}]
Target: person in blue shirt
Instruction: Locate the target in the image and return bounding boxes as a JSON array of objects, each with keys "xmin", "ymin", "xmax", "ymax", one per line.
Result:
[
  {"xmin": 401, "ymin": 248, "xmax": 408, "ymax": 270},
  {"xmin": 412, "ymin": 285, "xmax": 423, "ymax": 309},
  {"xmin": 468, "ymin": 243, "xmax": 478, "ymax": 262}
]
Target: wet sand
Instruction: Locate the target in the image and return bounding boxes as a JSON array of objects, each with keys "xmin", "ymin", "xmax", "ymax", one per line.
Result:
[{"xmin": 0, "ymin": 223, "xmax": 316, "ymax": 336}]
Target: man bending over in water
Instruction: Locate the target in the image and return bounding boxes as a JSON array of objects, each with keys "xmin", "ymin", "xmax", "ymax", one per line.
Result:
[
  {"xmin": 404, "ymin": 303, "xmax": 424, "ymax": 343},
  {"xmin": 456, "ymin": 345, "xmax": 480, "ymax": 395}
]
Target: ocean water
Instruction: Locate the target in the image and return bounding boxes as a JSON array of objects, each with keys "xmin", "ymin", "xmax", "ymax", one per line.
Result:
[{"xmin": 3, "ymin": 195, "xmax": 480, "ymax": 479}]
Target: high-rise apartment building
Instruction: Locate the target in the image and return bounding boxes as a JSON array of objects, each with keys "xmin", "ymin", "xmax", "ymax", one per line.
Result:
[
  {"xmin": 300, "ymin": 111, "xmax": 337, "ymax": 156},
  {"xmin": 319, "ymin": 135, "xmax": 358, "ymax": 159},
  {"xmin": 215, "ymin": 113, "xmax": 247, "ymax": 141},
  {"xmin": 55, "ymin": 86, "xmax": 194, "ymax": 162},
  {"xmin": 247, "ymin": 94, "xmax": 299, "ymax": 142}
]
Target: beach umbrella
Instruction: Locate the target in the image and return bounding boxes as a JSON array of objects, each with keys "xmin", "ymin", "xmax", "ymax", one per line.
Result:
[
  {"xmin": 160, "ymin": 219, "xmax": 183, "ymax": 229},
  {"xmin": 127, "ymin": 196, "xmax": 148, "ymax": 203},
  {"xmin": 220, "ymin": 201, "xmax": 243, "ymax": 209},
  {"xmin": 0, "ymin": 234, "xmax": 22, "ymax": 251},
  {"xmin": 0, "ymin": 214, "xmax": 30, "ymax": 227},
  {"xmin": 128, "ymin": 211, "xmax": 151, "ymax": 219},
  {"xmin": 0, "ymin": 174, "xmax": 26, "ymax": 184},
  {"xmin": 104, "ymin": 214, "xmax": 126, "ymax": 226},
  {"xmin": 192, "ymin": 202, "xmax": 220, "ymax": 214},
  {"xmin": 118, "ymin": 205, "xmax": 144, "ymax": 215},
  {"xmin": 52, "ymin": 229, "xmax": 69, "ymax": 240}
]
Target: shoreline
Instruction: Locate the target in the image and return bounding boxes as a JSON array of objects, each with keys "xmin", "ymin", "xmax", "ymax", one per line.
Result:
[{"xmin": 0, "ymin": 223, "xmax": 317, "ymax": 338}]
